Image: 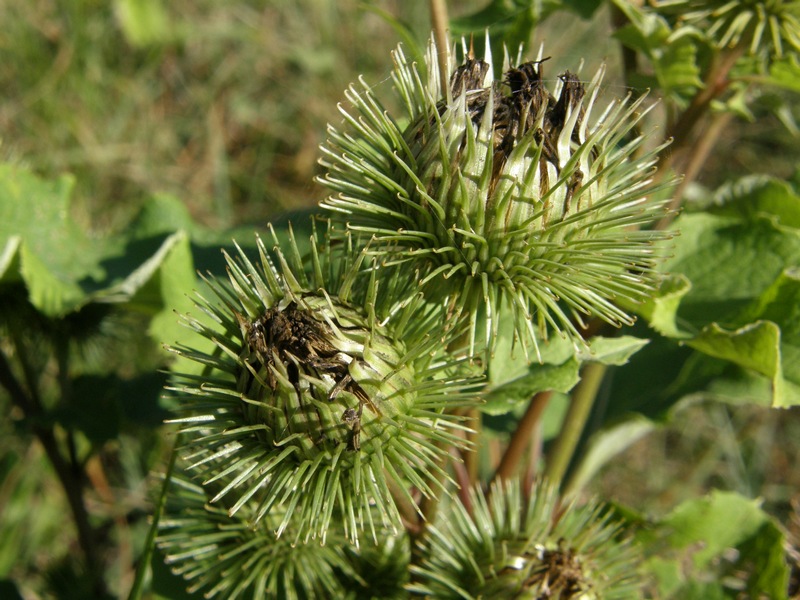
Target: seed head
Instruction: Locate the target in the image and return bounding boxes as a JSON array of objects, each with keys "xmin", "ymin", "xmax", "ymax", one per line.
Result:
[
  {"xmin": 166, "ymin": 221, "xmax": 475, "ymax": 544},
  {"xmin": 157, "ymin": 473, "xmax": 355, "ymax": 600},
  {"xmin": 408, "ymin": 480, "xmax": 644, "ymax": 599},
  {"xmin": 318, "ymin": 34, "xmax": 676, "ymax": 359}
]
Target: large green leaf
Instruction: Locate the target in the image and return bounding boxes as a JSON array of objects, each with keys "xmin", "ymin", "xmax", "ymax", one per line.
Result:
[
  {"xmin": 641, "ymin": 491, "xmax": 789, "ymax": 599},
  {"xmin": 707, "ymin": 174, "xmax": 800, "ymax": 228},
  {"xmin": 687, "ymin": 321, "xmax": 798, "ymax": 407},
  {"xmin": 626, "ymin": 183, "xmax": 800, "ymax": 407},
  {"xmin": 483, "ymin": 312, "xmax": 649, "ymax": 416},
  {"xmin": 0, "ymin": 165, "xmax": 197, "ymax": 327},
  {"xmin": 630, "ymin": 273, "xmax": 693, "ymax": 339},
  {"xmin": 493, "ymin": 171, "xmax": 800, "ymax": 475},
  {"xmin": 579, "ymin": 335, "xmax": 650, "ymax": 365},
  {"xmin": 662, "ymin": 212, "xmax": 800, "ymax": 327}
]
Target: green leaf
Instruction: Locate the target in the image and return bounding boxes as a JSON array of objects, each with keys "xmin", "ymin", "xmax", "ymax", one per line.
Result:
[
  {"xmin": 644, "ymin": 202, "xmax": 800, "ymax": 407},
  {"xmin": 768, "ymin": 54, "xmax": 800, "ymax": 92},
  {"xmin": 687, "ymin": 321, "xmax": 784, "ymax": 400},
  {"xmin": 580, "ymin": 335, "xmax": 650, "ymax": 365},
  {"xmin": 0, "ymin": 165, "xmax": 197, "ymax": 345},
  {"xmin": 0, "ymin": 166, "xmax": 101, "ymax": 315},
  {"xmin": 707, "ymin": 174, "xmax": 800, "ymax": 229},
  {"xmin": 744, "ymin": 269, "xmax": 800, "ymax": 382},
  {"xmin": 663, "ymin": 212, "xmax": 800, "ymax": 329},
  {"xmin": 129, "ymin": 193, "xmax": 198, "ymax": 237},
  {"xmin": 611, "ymin": 0, "xmax": 702, "ymax": 97},
  {"xmin": 629, "ymin": 273, "xmax": 693, "ymax": 338},
  {"xmin": 482, "ymin": 357, "xmax": 580, "ymax": 416},
  {"xmin": 0, "ymin": 236, "xmax": 22, "ymax": 282},
  {"xmin": 642, "ymin": 491, "xmax": 790, "ymax": 599},
  {"xmin": 482, "ymin": 305, "xmax": 590, "ymax": 416}
]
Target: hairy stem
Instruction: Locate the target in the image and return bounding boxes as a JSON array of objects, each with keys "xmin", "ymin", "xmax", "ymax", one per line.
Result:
[{"xmin": 544, "ymin": 362, "xmax": 606, "ymax": 490}]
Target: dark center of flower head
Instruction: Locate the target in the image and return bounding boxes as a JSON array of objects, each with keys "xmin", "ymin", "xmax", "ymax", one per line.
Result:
[
  {"xmin": 517, "ymin": 541, "xmax": 587, "ymax": 598},
  {"xmin": 238, "ymin": 301, "xmax": 376, "ymax": 452},
  {"xmin": 448, "ymin": 57, "xmax": 587, "ymax": 172}
]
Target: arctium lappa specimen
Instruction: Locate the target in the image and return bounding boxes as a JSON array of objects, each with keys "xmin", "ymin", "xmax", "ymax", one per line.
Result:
[
  {"xmin": 319, "ymin": 34, "xmax": 677, "ymax": 358},
  {"xmin": 166, "ymin": 223, "xmax": 474, "ymax": 544}
]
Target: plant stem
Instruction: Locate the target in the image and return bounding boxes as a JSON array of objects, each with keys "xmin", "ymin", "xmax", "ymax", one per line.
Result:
[
  {"xmin": 658, "ymin": 45, "xmax": 745, "ymax": 173},
  {"xmin": 463, "ymin": 408, "xmax": 480, "ymax": 486},
  {"xmin": 128, "ymin": 440, "xmax": 179, "ymax": 600},
  {"xmin": 0, "ymin": 346, "xmax": 106, "ymax": 596},
  {"xmin": 430, "ymin": 0, "xmax": 450, "ymax": 98},
  {"xmin": 492, "ymin": 391, "xmax": 552, "ymax": 485},
  {"xmin": 544, "ymin": 362, "xmax": 606, "ymax": 490}
]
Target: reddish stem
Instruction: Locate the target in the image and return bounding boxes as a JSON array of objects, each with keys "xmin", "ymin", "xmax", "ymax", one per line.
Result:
[{"xmin": 492, "ymin": 391, "xmax": 552, "ymax": 484}]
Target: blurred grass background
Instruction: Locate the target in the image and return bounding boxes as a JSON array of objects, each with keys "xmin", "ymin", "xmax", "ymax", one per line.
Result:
[
  {"xmin": 0, "ymin": 0, "xmax": 448, "ymax": 231},
  {"xmin": 1, "ymin": 0, "xmax": 800, "ymax": 597}
]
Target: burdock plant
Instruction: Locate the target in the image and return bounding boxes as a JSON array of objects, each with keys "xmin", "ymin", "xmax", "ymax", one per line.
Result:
[
  {"xmin": 165, "ymin": 223, "xmax": 475, "ymax": 546},
  {"xmin": 409, "ymin": 480, "xmax": 642, "ymax": 599},
  {"xmin": 318, "ymin": 34, "xmax": 674, "ymax": 358},
  {"xmin": 156, "ymin": 30, "xmax": 674, "ymax": 599}
]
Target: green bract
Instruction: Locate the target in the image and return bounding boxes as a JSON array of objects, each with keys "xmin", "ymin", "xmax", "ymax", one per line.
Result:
[
  {"xmin": 656, "ymin": 0, "xmax": 800, "ymax": 58},
  {"xmin": 318, "ymin": 35, "xmax": 675, "ymax": 359},
  {"xmin": 409, "ymin": 480, "xmax": 643, "ymax": 599},
  {"xmin": 158, "ymin": 475, "xmax": 354, "ymax": 600},
  {"xmin": 166, "ymin": 223, "xmax": 474, "ymax": 544}
]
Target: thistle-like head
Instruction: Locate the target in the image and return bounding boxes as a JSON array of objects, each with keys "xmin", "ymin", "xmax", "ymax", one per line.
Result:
[
  {"xmin": 166, "ymin": 222, "xmax": 475, "ymax": 544},
  {"xmin": 319, "ymin": 34, "xmax": 676, "ymax": 359},
  {"xmin": 409, "ymin": 480, "xmax": 644, "ymax": 599}
]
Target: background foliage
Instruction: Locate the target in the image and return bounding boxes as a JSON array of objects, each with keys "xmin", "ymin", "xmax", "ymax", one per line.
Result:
[{"xmin": 1, "ymin": 0, "xmax": 800, "ymax": 598}]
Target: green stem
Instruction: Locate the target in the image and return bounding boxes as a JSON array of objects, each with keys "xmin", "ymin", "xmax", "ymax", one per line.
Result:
[
  {"xmin": 544, "ymin": 362, "xmax": 606, "ymax": 490},
  {"xmin": 127, "ymin": 439, "xmax": 179, "ymax": 600},
  {"xmin": 429, "ymin": 0, "xmax": 450, "ymax": 98}
]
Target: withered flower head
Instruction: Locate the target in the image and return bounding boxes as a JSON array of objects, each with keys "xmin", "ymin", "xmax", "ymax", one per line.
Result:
[
  {"xmin": 318, "ymin": 35, "xmax": 675, "ymax": 359},
  {"xmin": 166, "ymin": 222, "xmax": 475, "ymax": 544}
]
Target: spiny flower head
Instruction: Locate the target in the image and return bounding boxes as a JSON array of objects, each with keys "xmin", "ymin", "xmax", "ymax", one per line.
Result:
[
  {"xmin": 158, "ymin": 473, "xmax": 355, "ymax": 600},
  {"xmin": 408, "ymin": 480, "xmax": 643, "ymax": 599},
  {"xmin": 166, "ymin": 221, "xmax": 475, "ymax": 544},
  {"xmin": 656, "ymin": 0, "xmax": 800, "ymax": 58},
  {"xmin": 318, "ymin": 35, "xmax": 675, "ymax": 359}
]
